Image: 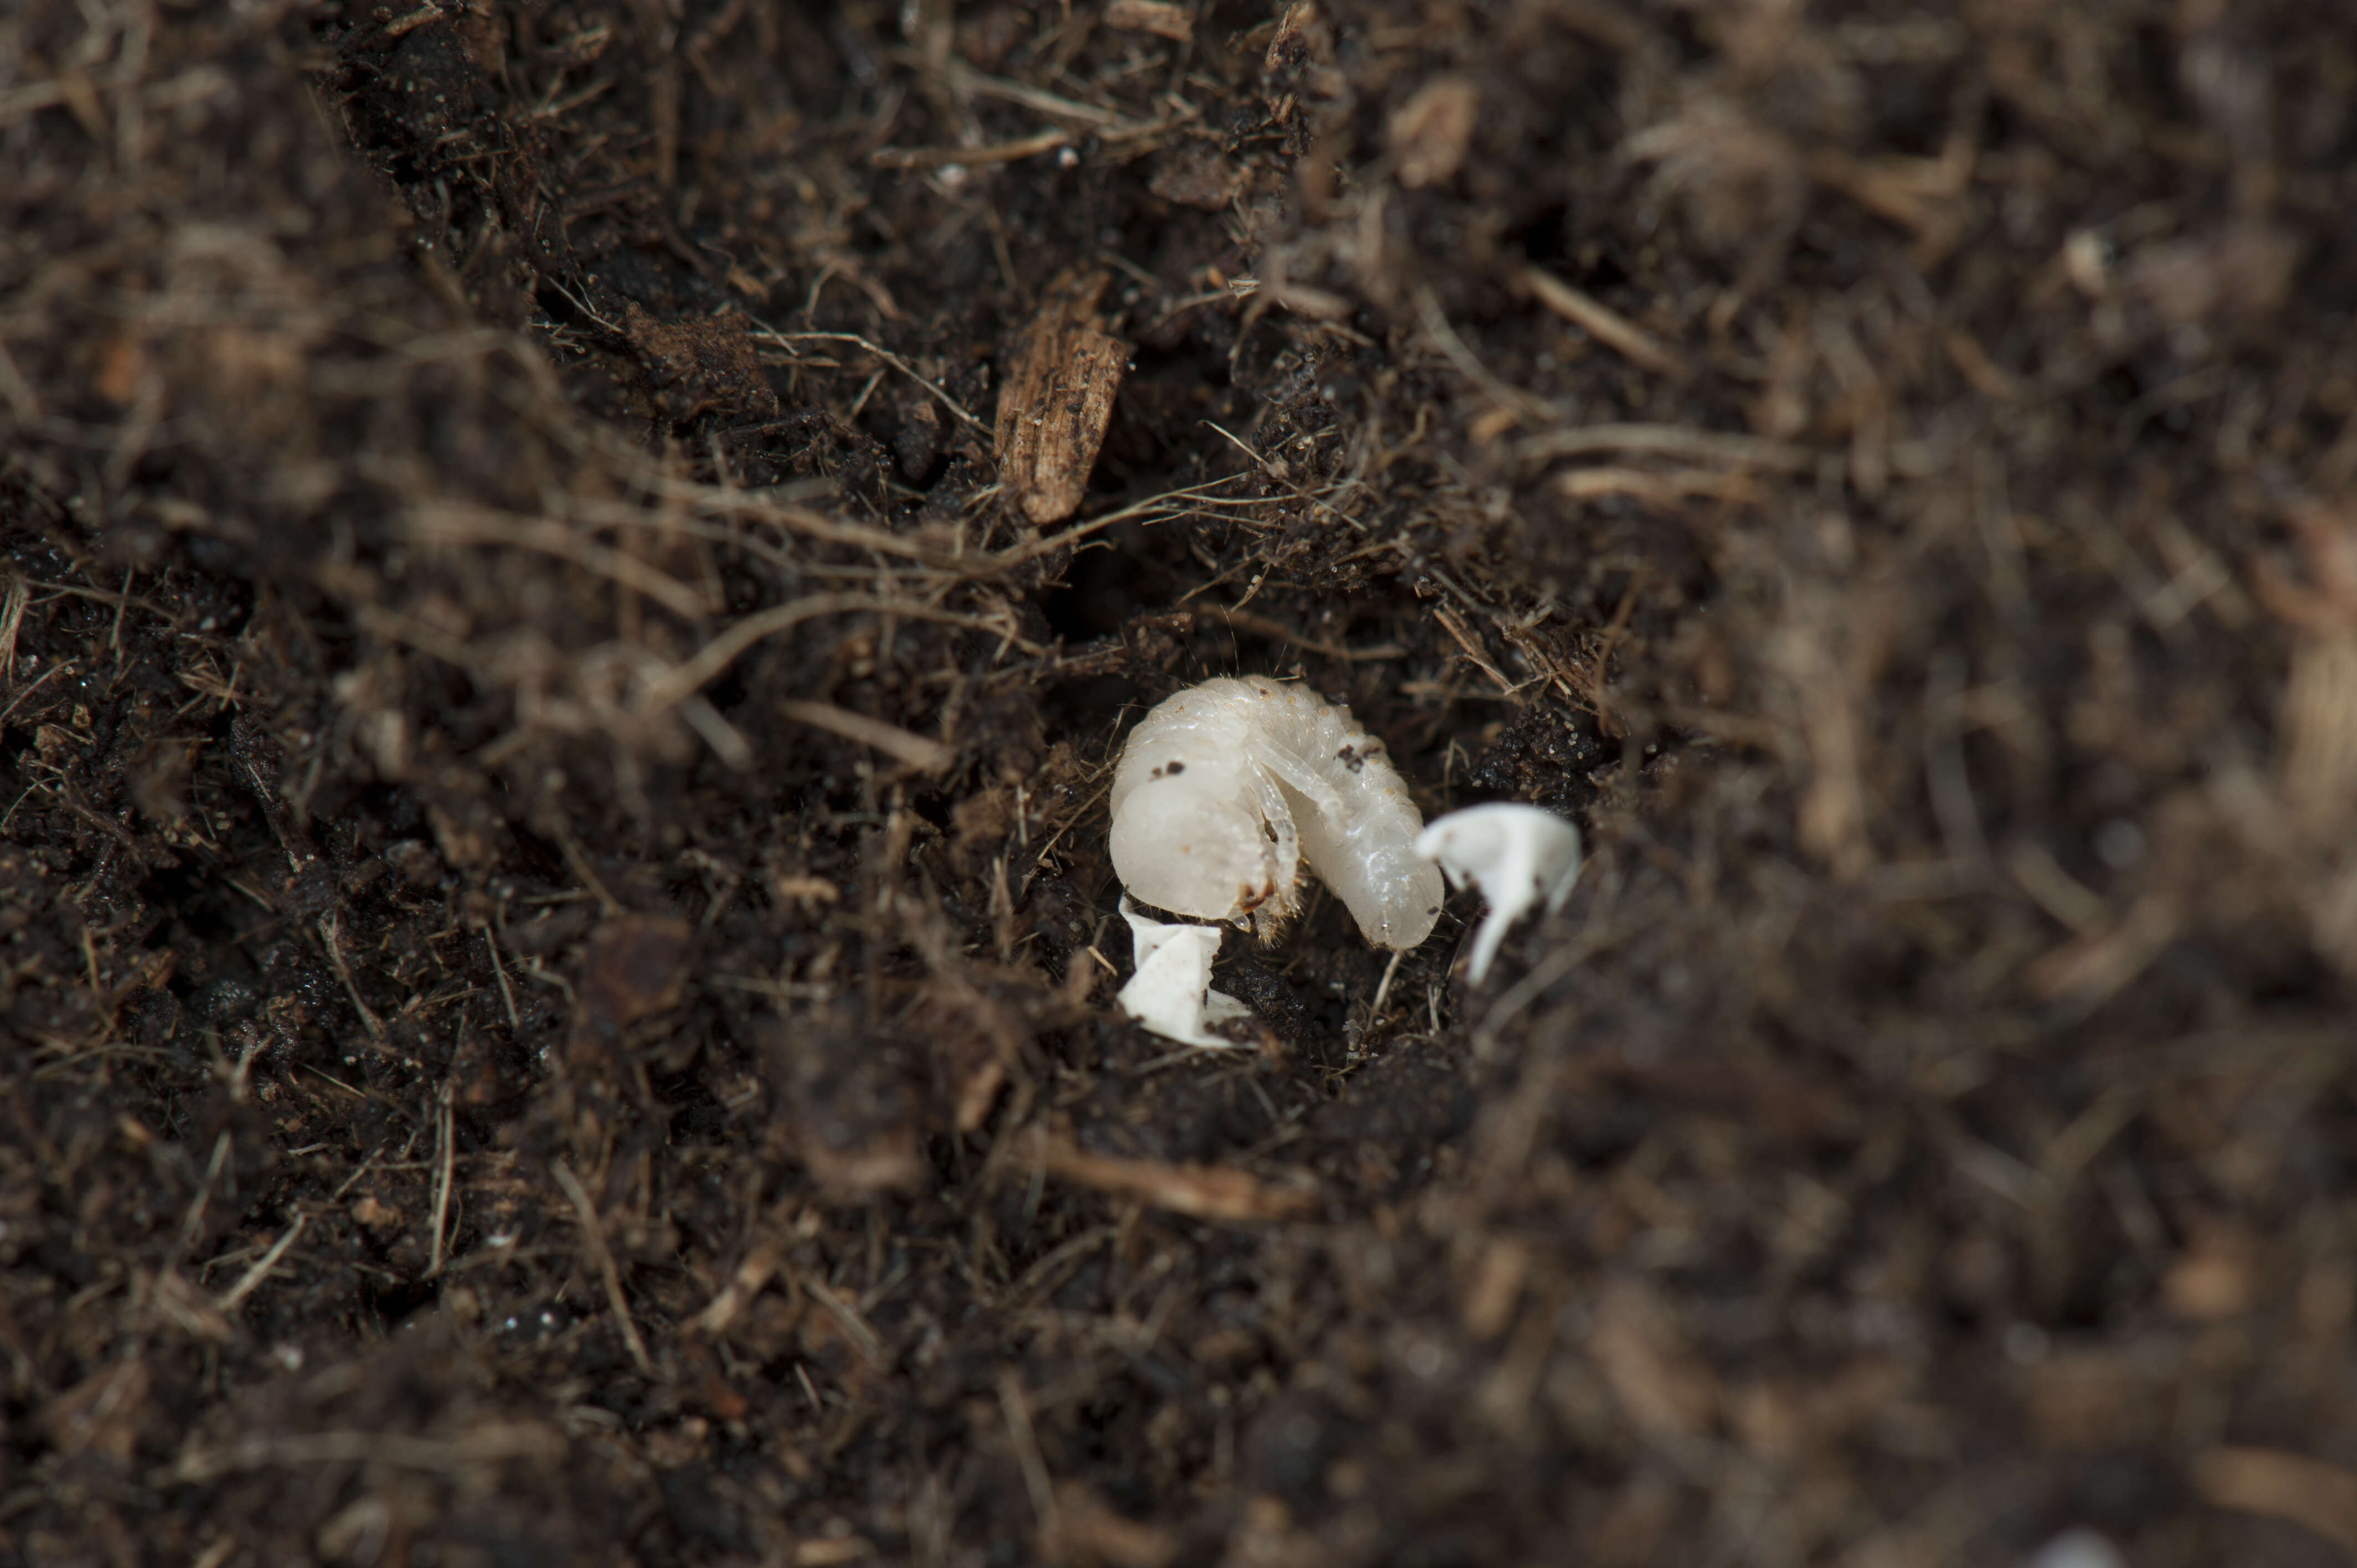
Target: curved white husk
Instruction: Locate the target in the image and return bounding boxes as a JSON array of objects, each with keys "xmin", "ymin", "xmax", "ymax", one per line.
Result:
[
  {"xmin": 1115, "ymin": 898, "xmax": 1253, "ymax": 1049},
  {"xmin": 1415, "ymin": 803, "xmax": 1584, "ymax": 984},
  {"xmin": 1108, "ymin": 676, "xmax": 1443, "ymax": 950}
]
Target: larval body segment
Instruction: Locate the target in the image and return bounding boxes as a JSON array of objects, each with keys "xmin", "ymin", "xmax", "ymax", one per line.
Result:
[{"xmin": 1108, "ymin": 676, "xmax": 1443, "ymax": 950}]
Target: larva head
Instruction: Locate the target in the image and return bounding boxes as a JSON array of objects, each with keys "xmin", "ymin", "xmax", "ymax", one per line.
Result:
[{"xmin": 1108, "ymin": 753, "xmax": 1286, "ymax": 924}]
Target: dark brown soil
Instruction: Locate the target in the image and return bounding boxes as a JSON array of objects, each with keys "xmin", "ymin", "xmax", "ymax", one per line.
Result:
[{"xmin": 6, "ymin": 1, "xmax": 2357, "ymax": 1564}]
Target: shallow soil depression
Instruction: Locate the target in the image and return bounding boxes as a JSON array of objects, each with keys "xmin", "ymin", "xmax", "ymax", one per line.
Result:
[{"xmin": 5, "ymin": 1, "xmax": 2357, "ymax": 1564}]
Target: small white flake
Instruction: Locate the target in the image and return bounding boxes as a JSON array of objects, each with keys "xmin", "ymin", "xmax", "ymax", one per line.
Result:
[
  {"xmin": 1415, "ymin": 803, "xmax": 1584, "ymax": 984},
  {"xmin": 1115, "ymin": 898, "xmax": 1253, "ymax": 1049}
]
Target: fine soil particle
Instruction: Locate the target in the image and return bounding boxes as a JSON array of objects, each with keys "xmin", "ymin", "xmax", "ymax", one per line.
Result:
[{"xmin": 5, "ymin": 1, "xmax": 2357, "ymax": 1565}]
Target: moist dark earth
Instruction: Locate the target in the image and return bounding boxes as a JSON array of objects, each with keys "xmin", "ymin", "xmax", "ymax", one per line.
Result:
[{"xmin": 6, "ymin": 1, "xmax": 2357, "ymax": 1564}]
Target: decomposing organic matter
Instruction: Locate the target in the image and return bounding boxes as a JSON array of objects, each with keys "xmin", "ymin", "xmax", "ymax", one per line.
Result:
[{"xmin": 4, "ymin": 0, "xmax": 2353, "ymax": 1562}]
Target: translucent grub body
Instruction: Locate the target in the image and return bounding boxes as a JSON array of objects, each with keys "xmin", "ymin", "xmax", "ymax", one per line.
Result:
[{"xmin": 1108, "ymin": 676, "xmax": 1443, "ymax": 950}]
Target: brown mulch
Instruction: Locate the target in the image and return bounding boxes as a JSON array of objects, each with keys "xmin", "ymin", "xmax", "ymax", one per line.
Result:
[{"xmin": 5, "ymin": 1, "xmax": 2357, "ymax": 1564}]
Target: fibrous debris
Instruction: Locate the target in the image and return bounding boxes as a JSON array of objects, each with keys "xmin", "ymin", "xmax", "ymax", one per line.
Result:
[{"xmin": 1107, "ymin": 0, "xmax": 1192, "ymax": 43}]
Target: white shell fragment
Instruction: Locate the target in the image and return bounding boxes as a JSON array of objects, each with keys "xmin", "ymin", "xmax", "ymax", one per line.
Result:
[
  {"xmin": 1108, "ymin": 676, "xmax": 1444, "ymax": 950},
  {"xmin": 1115, "ymin": 898, "xmax": 1253, "ymax": 1049},
  {"xmin": 1415, "ymin": 803, "xmax": 1584, "ymax": 985}
]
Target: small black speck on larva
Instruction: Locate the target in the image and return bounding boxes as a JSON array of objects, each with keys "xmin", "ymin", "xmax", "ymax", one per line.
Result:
[{"xmin": 1167, "ymin": 761, "xmax": 1184, "ymax": 774}]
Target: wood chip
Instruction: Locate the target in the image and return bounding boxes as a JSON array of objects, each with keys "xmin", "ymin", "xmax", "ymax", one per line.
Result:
[
  {"xmin": 2194, "ymin": 1447, "xmax": 2357, "ymax": 1553},
  {"xmin": 1262, "ymin": 2, "xmax": 1339, "ymax": 119},
  {"xmin": 577, "ymin": 915, "xmax": 692, "ymax": 1029},
  {"xmin": 1389, "ymin": 76, "xmax": 1478, "ymax": 188},
  {"xmin": 552, "ymin": 1157, "xmax": 656, "ymax": 1378},
  {"xmin": 776, "ymin": 698, "xmax": 948, "ymax": 771},
  {"xmin": 2283, "ymin": 633, "xmax": 2357, "ymax": 834},
  {"xmin": 2020, "ymin": 1349, "xmax": 2159, "ymax": 1451},
  {"xmin": 1522, "ymin": 266, "xmax": 1689, "ymax": 380},
  {"xmin": 1047, "ymin": 1481, "xmax": 1180, "ymax": 1567},
  {"xmin": 1107, "ymin": 0, "xmax": 1192, "ymax": 43},
  {"xmin": 1461, "ymin": 1235, "xmax": 1531, "ymax": 1340},
  {"xmin": 871, "ymin": 127, "xmax": 1070, "ymax": 171},
  {"xmin": 170, "ymin": 1422, "xmax": 565, "ymax": 1483},
  {"xmin": 1587, "ymin": 1278, "xmax": 1718, "ymax": 1438},
  {"xmin": 43, "ymin": 1360, "xmax": 150, "ymax": 1463},
  {"xmin": 1022, "ymin": 1130, "xmax": 1314, "ymax": 1221},
  {"xmin": 994, "ymin": 269, "xmax": 1129, "ymax": 524},
  {"xmin": 2160, "ymin": 1218, "xmax": 2260, "ymax": 1321},
  {"xmin": 621, "ymin": 301, "xmax": 779, "ymax": 422},
  {"xmin": 2024, "ymin": 891, "xmax": 2184, "ymax": 1007},
  {"xmin": 1148, "ymin": 142, "xmax": 1243, "ymax": 210}
]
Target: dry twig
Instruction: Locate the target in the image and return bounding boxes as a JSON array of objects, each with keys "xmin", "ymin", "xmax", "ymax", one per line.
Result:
[{"xmin": 551, "ymin": 1158, "xmax": 657, "ymax": 1379}]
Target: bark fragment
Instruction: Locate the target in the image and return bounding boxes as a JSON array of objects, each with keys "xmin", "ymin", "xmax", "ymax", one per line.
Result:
[{"xmin": 993, "ymin": 269, "xmax": 1128, "ymax": 525}]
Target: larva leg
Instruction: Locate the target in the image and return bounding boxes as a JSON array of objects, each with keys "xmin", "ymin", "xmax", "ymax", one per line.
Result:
[
  {"xmin": 1255, "ymin": 771, "xmax": 1300, "ymax": 869},
  {"xmin": 1249, "ymin": 736, "xmax": 1349, "ymax": 821},
  {"xmin": 1239, "ymin": 769, "xmax": 1303, "ymax": 936}
]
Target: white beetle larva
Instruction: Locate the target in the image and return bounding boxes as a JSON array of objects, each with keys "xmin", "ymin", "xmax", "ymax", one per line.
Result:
[{"xmin": 1108, "ymin": 676, "xmax": 1444, "ymax": 950}]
